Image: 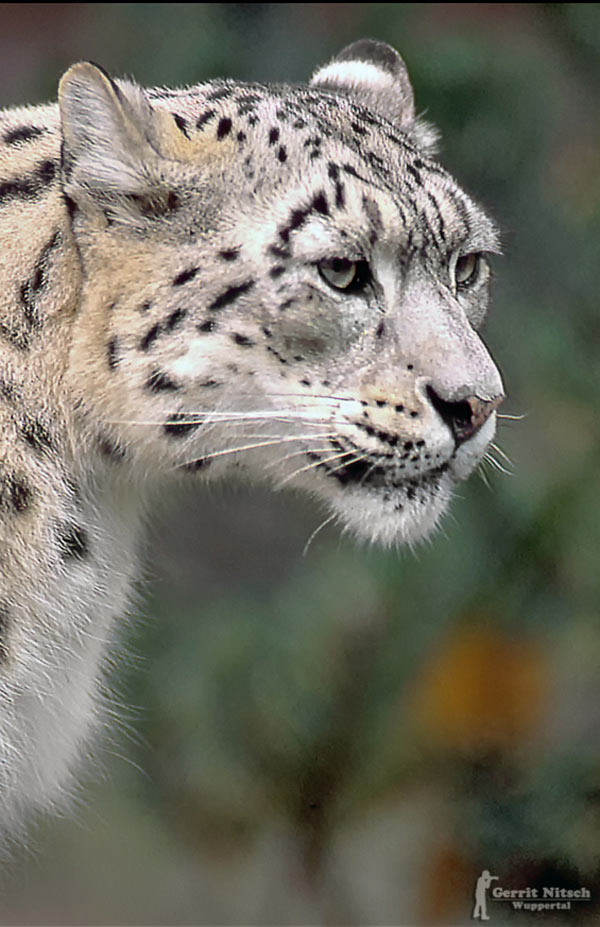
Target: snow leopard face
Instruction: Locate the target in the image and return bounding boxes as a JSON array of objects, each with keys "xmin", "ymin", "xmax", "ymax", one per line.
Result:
[{"xmin": 60, "ymin": 40, "xmax": 503, "ymax": 546}]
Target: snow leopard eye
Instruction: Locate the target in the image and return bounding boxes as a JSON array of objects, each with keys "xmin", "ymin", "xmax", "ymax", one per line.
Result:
[
  {"xmin": 317, "ymin": 258, "xmax": 370, "ymax": 292},
  {"xmin": 453, "ymin": 252, "xmax": 483, "ymax": 290}
]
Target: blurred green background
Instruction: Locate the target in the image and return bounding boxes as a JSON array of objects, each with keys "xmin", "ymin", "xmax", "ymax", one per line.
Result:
[{"xmin": 0, "ymin": 4, "xmax": 599, "ymax": 925}]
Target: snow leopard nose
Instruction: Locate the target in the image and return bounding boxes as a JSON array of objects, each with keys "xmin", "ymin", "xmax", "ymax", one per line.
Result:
[{"xmin": 426, "ymin": 386, "xmax": 503, "ymax": 446}]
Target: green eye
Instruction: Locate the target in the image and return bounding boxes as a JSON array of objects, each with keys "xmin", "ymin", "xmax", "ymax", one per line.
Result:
[
  {"xmin": 454, "ymin": 252, "xmax": 482, "ymax": 290},
  {"xmin": 318, "ymin": 258, "xmax": 370, "ymax": 292}
]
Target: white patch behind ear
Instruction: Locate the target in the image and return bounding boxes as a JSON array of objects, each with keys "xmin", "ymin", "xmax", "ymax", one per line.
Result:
[
  {"xmin": 311, "ymin": 58, "xmax": 415, "ymax": 128},
  {"xmin": 311, "ymin": 39, "xmax": 439, "ymax": 157},
  {"xmin": 59, "ymin": 62, "xmax": 161, "ymax": 199}
]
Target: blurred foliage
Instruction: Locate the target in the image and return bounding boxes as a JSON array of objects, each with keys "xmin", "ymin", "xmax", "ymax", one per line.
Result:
[{"xmin": 1, "ymin": 4, "xmax": 599, "ymax": 925}]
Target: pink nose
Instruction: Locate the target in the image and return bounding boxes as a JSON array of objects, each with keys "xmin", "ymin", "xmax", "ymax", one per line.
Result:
[{"xmin": 426, "ymin": 386, "xmax": 504, "ymax": 445}]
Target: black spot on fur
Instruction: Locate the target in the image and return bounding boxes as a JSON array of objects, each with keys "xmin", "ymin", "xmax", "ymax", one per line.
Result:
[
  {"xmin": 126, "ymin": 190, "xmax": 179, "ymax": 218},
  {"xmin": 18, "ymin": 230, "xmax": 60, "ymax": 331},
  {"xmin": 140, "ymin": 323, "xmax": 161, "ymax": 351},
  {"xmin": 181, "ymin": 457, "xmax": 211, "ymax": 472},
  {"xmin": 4, "ymin": 156, "xmax": 49, "ymax": 203},
  {"xmin": 146, "ymin": 369, "xmax": 180, "ymax": 392},
  {"xmin": 0, "ymin": 320, "xmax": 30, "ymax": 351},
  {"xmin": 216, "ymin": 117, "xmax": 232, "ymax": 139},
  {"xmin": 172, "ymin": 113, "xmax": 190, "ymax": 138},
  {"xmin": 173, "ymin": 267, "xmax": 199, "ymax": 287},
  {"xmin": 62, "ymin": 192, "xmax": 79, "ymax": 220},
  {"xmin": 268, "ymin": 127, "xmax": 280, "ymax": 145},
  {"xmin": 0, "ymin": 602, "xmax": 9, "ymax": 660},
  {"xmin": 208, "ymin": 280, "xmax": 255, "ymax": 312},
  {"xmin": 267, "ymin": 345, "xmax": 288, "ymax": 365},
  {"xmin": 277, "ymin": 146, "xmax": 287, "ymax": 163},
  {"xmin": 3, "ymin": 125, "xmax": 45, "ymax": 145},
  {"xmin": 375, "ymin": 321, "xmax": 385, "ymax": 338},
  {"xmin": 269, "ymin": 265, "xmax": 285, "ymax": 279},
  {"xmin": 20, "ymin": 417, "xmax": 54, "ymax": 453},
  {"xmin": 166, "ymin": 191, "xmax": 180, "ymax": 212},
  {"xmin": 165, "ymin": 307, "xmax": 187, "ymax": 331},
  {"xmin": 406, "ymin": 163, "xmax": 422, "ymax": 186},
  {"xmin": 0, "ymin": 474, "xmax": 32, "ymax": 514},
  {"xmin": 198, "ymin": 319, "xmax": 217, "ymax": 333},
  {"xmin": 58, "ymin": 524, "xmax": 89, "ymax": 560},
  {"xmin": 196, "ymin": 109, "xmax": 217, "ymax": 129},
  {"xmin": 0, "ymin": 375, "xmax": 18, "ymax": 402},
  {"xmin": 312, "ymin": 191, "xmax": 329, "ymax": 216},
  {"xmin": 163, "ymin": 413, "xmax": 200, "ymax": 437},
  {"xmin": 232, "ymin": 333, "xmax": 255, "ymax": 347},
  {"xmin": 98, "ymin": 434, "xmax": 126, "ymax": 462},
  {"xmin": 206, "ymin": 86, "xmax": 232, "ymax": 102},
  {"xmin": 219, "ymin": 249, "xmax": 239, "ymax": 262},
  {"xmin": 107, "ymin": 336, "xmax": 119, "ymax": 370},
  {"xmin": 268, "ymin": 244, "xmax": 290, "ymax": 259}
]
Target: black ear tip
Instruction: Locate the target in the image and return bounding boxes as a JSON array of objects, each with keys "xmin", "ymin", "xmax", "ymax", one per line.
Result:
[{"xmin": 335, "ymin": 39, "xmax": 405, "ymax": 77}]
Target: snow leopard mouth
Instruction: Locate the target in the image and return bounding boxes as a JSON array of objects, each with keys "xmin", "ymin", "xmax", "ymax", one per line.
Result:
[{"xmin": 308, "ymin": 450, "xmax": 449, "ymax": 492}]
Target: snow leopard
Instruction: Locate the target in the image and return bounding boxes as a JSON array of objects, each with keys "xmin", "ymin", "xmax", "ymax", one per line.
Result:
[{"xmin": 0, "ymin": 39, "xmax": 503, "ymax": 837}]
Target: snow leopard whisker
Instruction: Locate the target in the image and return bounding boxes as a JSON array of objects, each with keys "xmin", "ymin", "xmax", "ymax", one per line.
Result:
[
  {"xmin": 276, "ymin": 448, "xmax": 357, "ymax": 489},
  {"xmin": 268, "ymin": 444, "xmax": 338, "ymax": 470},
  {"xmin": 489, "ymin": 441, "xmax": 514, "ymax": 469},
  {"xmin": 107, "ymin": 411, "xmax": 334, "ymax": 428},
  {"xmin": 482, "ymin": 450, "xmax": 513, "ymax": 476},
  {"xmin": 302, "ymin": 513, "xmax": 337, "ymax": 557},
  {"xmin": 285, "ymin": 449, "xmax": 373, "ymax": 488},
  {"xmin": 175, "ymin": 432, "xmax": 340, "ymax": 470}
]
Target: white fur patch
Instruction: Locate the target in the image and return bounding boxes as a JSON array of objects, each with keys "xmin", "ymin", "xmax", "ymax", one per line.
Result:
[{"xmin": 311, "ymin": 60, "xmax": 396, "ymax": 94}]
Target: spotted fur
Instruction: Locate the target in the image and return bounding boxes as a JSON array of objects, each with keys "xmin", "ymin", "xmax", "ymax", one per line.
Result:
[{"xmin": 0, "ymin": 40, "xmax": 503, "ymax": 839}]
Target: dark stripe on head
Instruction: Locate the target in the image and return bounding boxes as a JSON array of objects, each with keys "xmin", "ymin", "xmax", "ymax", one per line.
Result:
[
  {"xmin": 165, "ymin": 307, "xmax": 187, "ymax": 331},
  {"xmin": 19, "ymin": 230, "xmax": 61, "ymax": 331},
  {"xmin": 196, "ymin": 109, "xmax": 217, "ymax": 129},
  {"xmin": 173, "ymin": 267, "xmax": 199, "ymax": 287},
  {"xmin": 4, "ymin": 125, "xmax": 46, "ymax": 145},
  {"xmin": 208, "ymin": 280, "xmax": 254, "ymax": 312},
  {"xmin": 107, "ymin": 336, "xmax": 119, "ymax": 370},
  {"xmin": 0, "ymin": 160, "xmax": 57, "ymax": 206},
  {"xmin": 172, "ymin": 114, "xmax": 190, "ymax": 138},
  {"xmin": 140, "ymin": 323, "xmax": 161, "ymax": 351}
]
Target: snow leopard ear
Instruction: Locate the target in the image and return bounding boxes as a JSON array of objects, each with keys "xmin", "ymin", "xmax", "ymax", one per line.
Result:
[
  {"xmin": 58, "ymin": 62, "xmax": 182, "ymax": 215},
  {"xmin": 310, "ymin": 39, "xmax": 439, "ymax": 156}
]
